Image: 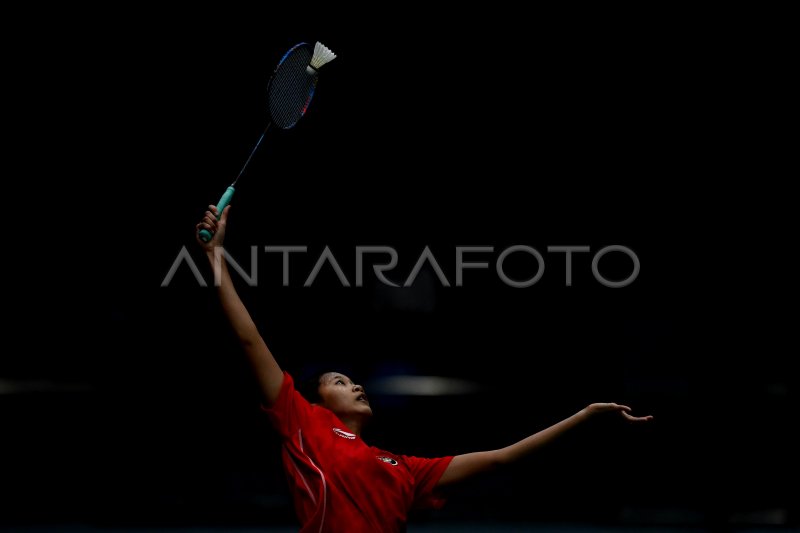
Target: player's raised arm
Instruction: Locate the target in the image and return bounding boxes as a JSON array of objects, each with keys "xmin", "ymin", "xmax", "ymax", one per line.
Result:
[{"xmin": 196, "ymin": 205, "xmax": 284, "ymax": 406}]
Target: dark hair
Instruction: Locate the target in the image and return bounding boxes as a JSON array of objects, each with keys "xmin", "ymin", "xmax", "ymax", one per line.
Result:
[
  {"xmin": 296, "ymin": 363, "xmax": 357, "ymax": 404},
  {"xmin": 297, "ymin": 371, "xmax": 330, "ymax": 404}
]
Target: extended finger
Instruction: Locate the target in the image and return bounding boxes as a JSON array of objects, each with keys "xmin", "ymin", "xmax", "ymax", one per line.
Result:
[{"xmin": 622, "ymin": 412, "xmax": 653, "ymax": 422}]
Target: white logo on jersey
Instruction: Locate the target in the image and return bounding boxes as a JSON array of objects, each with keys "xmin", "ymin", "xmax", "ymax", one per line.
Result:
[
  {"xmin": 377, "ymin": 456, "xmax": 398, "ymax": 465},
  {"xmin": 332, "ymin": 427, "xmax": 356, "ymax": 440}
]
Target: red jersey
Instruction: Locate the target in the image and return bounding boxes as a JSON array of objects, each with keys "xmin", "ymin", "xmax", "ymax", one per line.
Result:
[{"xmin": 261, "ymin": 372, "xmax": 453, "ymax": 532}]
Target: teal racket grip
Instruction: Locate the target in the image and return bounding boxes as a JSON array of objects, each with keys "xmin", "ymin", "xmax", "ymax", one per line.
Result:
[{"xmin": 198, "ymin": 186, "xmax": 235, "ymax": 242}]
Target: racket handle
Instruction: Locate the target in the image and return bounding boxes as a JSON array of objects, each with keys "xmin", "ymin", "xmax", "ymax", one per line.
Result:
[{"xmin": 198, "ymin": 186, "xmax": 236, "ymax": 242}]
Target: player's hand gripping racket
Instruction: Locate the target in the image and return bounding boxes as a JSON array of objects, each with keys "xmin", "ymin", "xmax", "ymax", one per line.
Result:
[{"xmin": 198, "ymin": 41, "xmax": 336, "ymax": 242}]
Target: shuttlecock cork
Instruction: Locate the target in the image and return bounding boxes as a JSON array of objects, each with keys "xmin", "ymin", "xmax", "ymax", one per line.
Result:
[{"xmin": 306, "ymin": 41, "xmax": 336, "ymax": 74}]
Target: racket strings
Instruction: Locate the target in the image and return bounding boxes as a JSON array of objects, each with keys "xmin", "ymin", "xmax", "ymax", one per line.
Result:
[{"xmin": 269, "ymin": 47, "xmax": 317, "ymax": 129}]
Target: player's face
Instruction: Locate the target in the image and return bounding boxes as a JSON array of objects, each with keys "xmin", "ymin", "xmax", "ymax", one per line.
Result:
[{"xmin": 317, "ymin": 372, "xmax": 372, "ymax": 417}]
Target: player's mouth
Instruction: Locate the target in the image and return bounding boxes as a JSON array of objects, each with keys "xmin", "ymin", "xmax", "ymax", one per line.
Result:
[{"xmin": 356, "ymin": 393, "xmax": 369, "ymax": 404}]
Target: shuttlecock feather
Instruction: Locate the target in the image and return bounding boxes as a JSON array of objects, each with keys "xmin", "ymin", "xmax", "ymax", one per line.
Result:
[{"xmin": 310, "ymin": 41, "xmax": 336, "ymax": 69}]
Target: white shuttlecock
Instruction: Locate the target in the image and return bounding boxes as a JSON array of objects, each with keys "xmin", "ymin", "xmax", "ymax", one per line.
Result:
[{"xmin": 309, "ymin": 41, "xmax": 336, "ymax": 70}]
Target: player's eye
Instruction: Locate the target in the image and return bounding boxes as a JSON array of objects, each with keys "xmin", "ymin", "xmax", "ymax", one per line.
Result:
[{"xmin": 336, "ymin": 379, "xmax": 344, "ymax": 385}]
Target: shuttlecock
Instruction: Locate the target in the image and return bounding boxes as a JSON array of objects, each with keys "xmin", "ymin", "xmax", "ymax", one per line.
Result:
[{"xmin": 308, "ymin": 41, "xmax": 336, "ymax": 73}]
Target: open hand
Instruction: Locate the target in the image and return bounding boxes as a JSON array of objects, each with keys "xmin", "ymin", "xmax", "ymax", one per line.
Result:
[{"xmin": 585, "ymin": 403, "xmax": 653, "ymax": 423}]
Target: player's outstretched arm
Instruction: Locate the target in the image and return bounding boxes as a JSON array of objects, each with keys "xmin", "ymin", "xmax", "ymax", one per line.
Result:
[{"xmin": 437, "ymin": 403, "xmax": 653, "ymax": 488}]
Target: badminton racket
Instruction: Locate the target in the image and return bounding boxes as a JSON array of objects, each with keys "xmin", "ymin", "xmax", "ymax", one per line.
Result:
[{"xmin": 198, "ymin": 41, "xmax": 337, "ymax": 242}]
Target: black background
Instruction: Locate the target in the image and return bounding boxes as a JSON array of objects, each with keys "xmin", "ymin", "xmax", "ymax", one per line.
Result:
[{"xmin": 4, "ymin": 6, "xmax": 793, "ymax": 531}]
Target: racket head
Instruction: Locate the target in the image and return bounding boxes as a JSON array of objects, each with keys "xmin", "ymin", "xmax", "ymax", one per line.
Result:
[{"xmin": 267, "ymin": 42, "xmax": 319, "ymax": 129}]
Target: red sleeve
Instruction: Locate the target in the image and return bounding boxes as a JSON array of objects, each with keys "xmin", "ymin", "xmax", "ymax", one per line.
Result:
[
  {"xmin": 259, "ymin": 372, "xmax": 314, "ymax": 439},
  {"xmin": 402, "ymin": 455, "xmax": 454, "ymax": 510}
]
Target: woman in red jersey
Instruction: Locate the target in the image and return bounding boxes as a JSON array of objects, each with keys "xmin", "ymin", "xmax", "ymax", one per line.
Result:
[{"xmin": 196, "ymin": 205, "xmax": 653, "ymax": 533}]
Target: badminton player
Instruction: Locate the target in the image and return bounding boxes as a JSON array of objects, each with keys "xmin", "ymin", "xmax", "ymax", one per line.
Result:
[{"xmin": 196, "ymin": 205, "xmax": 653, "ymax": 533}]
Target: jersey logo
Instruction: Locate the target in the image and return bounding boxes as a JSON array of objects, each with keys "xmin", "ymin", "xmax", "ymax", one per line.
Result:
[
  {"xmin": 332, "ymin": 427, "xmax": 356, "ymax": 440},
  {"xmin": 377, "ymin": 456, "xmax": 398, "ymax": 465}
]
